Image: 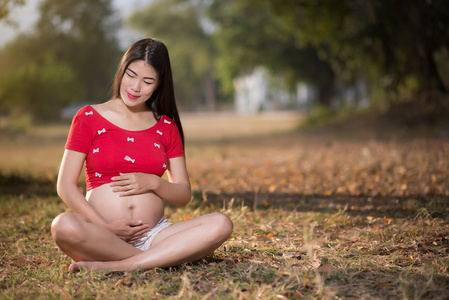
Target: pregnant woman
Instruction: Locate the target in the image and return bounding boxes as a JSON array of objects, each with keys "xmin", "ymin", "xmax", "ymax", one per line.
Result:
[{"xmin": 51, "ymin": 38, "xmax": 233, "ymax": 272}]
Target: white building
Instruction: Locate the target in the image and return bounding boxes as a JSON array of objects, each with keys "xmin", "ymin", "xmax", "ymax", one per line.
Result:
[{"xmin": 233, "ymin": 67, "xmax": 317, "ymax": 114}]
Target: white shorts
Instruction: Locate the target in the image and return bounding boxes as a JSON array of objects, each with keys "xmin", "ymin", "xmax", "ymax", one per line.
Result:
[{"xmin": 132, "ymin": 217, "xmax": 172, "ymax": 251}]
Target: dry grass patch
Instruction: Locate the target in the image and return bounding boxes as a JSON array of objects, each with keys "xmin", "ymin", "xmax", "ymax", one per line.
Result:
[
  {"xmin": 1, "ymin": 113, "xmax": 449, "ymax": 298},
  {"xmin": 1, "ymin": 193, "xmax": 448, "ymax": 299}
]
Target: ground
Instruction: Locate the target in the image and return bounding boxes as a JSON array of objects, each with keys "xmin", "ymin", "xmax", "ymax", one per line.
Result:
[{"xmin": 0, "ymin": 111, "xmax": 448, "ymax": 299}]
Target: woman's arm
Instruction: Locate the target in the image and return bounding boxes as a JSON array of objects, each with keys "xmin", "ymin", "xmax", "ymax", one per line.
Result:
[
  {"xmin": 57, "ymin": 149, "xmax": 150, "ymax": 240},
  {"xmin": 57, "ymin": 149, "xmax": 106, "ymax": 223},
  {"xmin": 110, "ymin": 156, "xmax": 192, "ymax": 206},
  {"xmin": 155, "ymin": 156, "xmax": 191, "ymax": 206}
]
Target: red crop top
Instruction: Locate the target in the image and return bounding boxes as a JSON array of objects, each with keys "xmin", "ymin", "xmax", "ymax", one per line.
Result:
[{"xmin": 65, "ymin": 105, "xmax": 184, "ymax": 191}]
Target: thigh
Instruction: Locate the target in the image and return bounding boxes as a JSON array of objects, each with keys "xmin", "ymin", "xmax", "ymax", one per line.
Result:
[
  {"xmin": 52, "ymin": 212, "xmax": 142, "ymax": 261},
  {"xmin": 150, "ymin": 213, "xmax": 230, "ymax": 248}
]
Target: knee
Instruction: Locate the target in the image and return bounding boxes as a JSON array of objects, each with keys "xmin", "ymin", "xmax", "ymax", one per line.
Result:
[
  {"xmin": 207, "ymin": 213, "xmax": 233, "ymax": 243},
  {"xmin": 51, "ymin": 212, "xmax": 85, "ymax": 245}
]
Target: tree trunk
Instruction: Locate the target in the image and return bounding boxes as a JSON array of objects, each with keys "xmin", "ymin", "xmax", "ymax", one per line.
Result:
[
  {"xmin": 425, "ymin": 48, "xmax": 448, "ymax": 93},
  {"xmin": 317, "ymin": 78, "xmax": 336, "ymax": 107},
  {"xmin": 202, "ymin": 72, "xmax": 217, "ymax": 111}
]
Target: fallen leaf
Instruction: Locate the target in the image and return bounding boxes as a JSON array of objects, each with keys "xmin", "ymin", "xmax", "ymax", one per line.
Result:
[
  {"xmin": 114, "ymin": 273, "xmax": 134, "ymax": 288},
  {"xmin": 321, "ymin": 263, "xmax": 334, "ymax": 274},
  {"xmin": 12, "ymin": 256, "xmax": 27, "ymax": 267}
]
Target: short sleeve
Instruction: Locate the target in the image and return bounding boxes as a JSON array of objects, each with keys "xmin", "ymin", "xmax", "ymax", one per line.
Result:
[
  {"xmin": 166, "ymin": 120, "xmax": 184, "ymax": 158},
  {"xmin": 65, "ymin": 107, "xmax": 94, "ymax": 154}
]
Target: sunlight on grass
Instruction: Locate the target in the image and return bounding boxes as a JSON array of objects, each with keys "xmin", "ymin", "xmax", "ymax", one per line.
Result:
[
  {"xmin": 1, "ymin": 193, "xmax": 448, "ymax": 298},
  {"xmin": 0, "ymin": 113, "xmax": 448, "ymax": 298}
]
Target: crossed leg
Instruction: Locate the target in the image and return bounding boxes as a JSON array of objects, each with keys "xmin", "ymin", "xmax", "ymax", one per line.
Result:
[
  {"xmin": 52, "ymin": 212, "xmax": 233, "ymax": 272},
  {"xmin": 51, "ymin": 212, "xmax": 142, "ymax": 262}
]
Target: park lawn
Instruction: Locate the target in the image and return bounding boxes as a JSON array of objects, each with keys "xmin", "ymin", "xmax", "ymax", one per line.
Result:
[{"xmin": 1, "ymin": 112, "xmax": 448, "ymax": 299}]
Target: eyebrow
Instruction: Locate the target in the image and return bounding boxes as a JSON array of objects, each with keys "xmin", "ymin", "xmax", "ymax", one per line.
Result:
[{"xmin": 127, "ymin": 67, "xmax": 156, "ymax": 81}]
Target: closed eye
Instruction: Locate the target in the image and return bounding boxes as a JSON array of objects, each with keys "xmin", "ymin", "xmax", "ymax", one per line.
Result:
[
  {"xmin": 126, "ymin": 67, "xmax": 157, "ymax": 84},
  {"xmin": 125, "ymin": 70, "xmax": 135, "ymax": 78}
]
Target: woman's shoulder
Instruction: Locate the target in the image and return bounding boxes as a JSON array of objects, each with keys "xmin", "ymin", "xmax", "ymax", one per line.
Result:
[
  {"xmin": 74, "ymin": 104, "xmax": 94, "ymax": 115},
  {"xmin": 72, "ymin": 103, "xmax": 108, "ymax": 126},
  {"xmin": 159, "ymin": 115, "xmax": 175, "ymax": 125},
  {"xmin": 89, "ymin": 101, "xmax": 114, "ymax": 115}
]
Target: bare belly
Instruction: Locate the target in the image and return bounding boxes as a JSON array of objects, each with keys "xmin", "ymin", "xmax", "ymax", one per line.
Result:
[{"xmin": 86, "ymin": 183, "xmax": 165, "ymax": 228}]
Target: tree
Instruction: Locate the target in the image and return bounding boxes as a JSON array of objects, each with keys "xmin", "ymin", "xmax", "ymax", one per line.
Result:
[
  {"xmin": 207, "ymin": 0, "xmax": 449, "ymax": 110},
  {"xmin": 0, "ymin": 0, "xmax": 121, "ymax": 122},
  {"xmin": 208, "ymin": 0, "xmax": 337, "ymax": 106},
  {"xmin": 0, "ymin": 53, "xmax": 83, "ymax": 122},
  {"xmin": 129, "ymin": 0, "xmax": 219, "ymax": 110},
  {"xmin": 268, "ymin": 0, "xmax": 449, "ymax": 99},
  {"xmin": 35, "ymin": 0, "xmax": 121, "ymax": 101},
  {"xmin": 0, "ymin": 0, "xmax": 24, "ymax": 21}
]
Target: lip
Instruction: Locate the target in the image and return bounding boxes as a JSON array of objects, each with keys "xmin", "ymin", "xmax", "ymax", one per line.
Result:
[{"xmin": 127, "ymin": 93, "xmax": 139, "ymax": 100}]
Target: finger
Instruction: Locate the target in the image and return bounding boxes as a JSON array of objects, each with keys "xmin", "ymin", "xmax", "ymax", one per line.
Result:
[
  {"xmin": 129, "ymin": 219, "xmax": 144, "ymax": 227},
  {"xmin": 111, "ymin": 174, "xmax": 126, "ymax": 181},
  {"xmin": 131, "ymin": 223, "xmax": 151, "ymax": 232},
  {"xmin": 110, "ymin": 180, "xmax": 129, "ymax": 188},
  {"xmin": 112, "ymin": 185, "xmax": 129, "ymax": 192},
  {"xmin": 132, "ymin": 225, "xmax": 151, "ymax": 237},
  {"xmin": 128, "ymin": 237, "xmax": 140, "ymax": 244},
  {"xmin": 118, "ymin": 188, "xmax": 139, "ymax": 197}
]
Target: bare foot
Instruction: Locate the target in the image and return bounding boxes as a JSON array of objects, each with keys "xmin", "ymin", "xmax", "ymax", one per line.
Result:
[
  {"xmin": 69, "ymin": 260, "xmax": 134, "ymax": 272},
  {"xmin": 69, "ymin": 261, "xmax": 95, "ymax": 272}
]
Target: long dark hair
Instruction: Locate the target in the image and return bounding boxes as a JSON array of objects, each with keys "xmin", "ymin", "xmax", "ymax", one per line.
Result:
[{"xmin": 112, "ymin": 38, "xmax": 184, "ymax": 146}]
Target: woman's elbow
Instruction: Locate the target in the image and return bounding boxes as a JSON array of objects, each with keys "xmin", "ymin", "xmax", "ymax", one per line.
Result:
[
  {"xmin": 56, "ymin": 178, "xmax": 74, "ymax": 199},
  {"xmin": 56, "ymin": 183, "xmax": 67, "ymax": 199},
  {"xmin": 177, "ymin": 186, "xmax": 192, "ymax": 207}
]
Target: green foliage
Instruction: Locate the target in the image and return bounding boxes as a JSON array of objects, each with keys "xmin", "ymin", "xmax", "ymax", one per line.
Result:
[
  {"xmin": 35, "ymin": 0, "xmax": 121, "ymax": 101},
  {"xmin": 129, "ymin": 0, "xmax": 220, "ymax": 110},
  {"xmin": 0, "ymin": 0, "xmax": 121, "ymax": 125},
  {"xmin": 206, "ymin": 0, "xmax": 449, "ymax": 110},
  {"xmin": 208, "ymin": 0, "xmax": 335, "ymax": 100},
  {"xmin": 0, "ymin": 54, "xmax": 84, "ymax": 122},
  {"xmin": 300, "ymin": 105, "xmax": 336, "ymax": 128}
]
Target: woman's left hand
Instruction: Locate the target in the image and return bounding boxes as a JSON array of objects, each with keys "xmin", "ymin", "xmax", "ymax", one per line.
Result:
[{"xmin": 110, "ymin": 172, "xmax": 157, "ymax": 196}]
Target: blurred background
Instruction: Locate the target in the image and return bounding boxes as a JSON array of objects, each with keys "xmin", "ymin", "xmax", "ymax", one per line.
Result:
[{"xmin": 0, "ymin": 0, "xmax": 448, "ymax": 129}]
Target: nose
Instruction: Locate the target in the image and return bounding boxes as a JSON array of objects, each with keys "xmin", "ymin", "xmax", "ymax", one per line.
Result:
[{"xmin": 131, "ymin": 79, "xmax": 140, "ymax": 92}]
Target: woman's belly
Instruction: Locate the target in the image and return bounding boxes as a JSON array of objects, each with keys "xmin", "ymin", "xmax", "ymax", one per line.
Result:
[{"xmin": 86, "ymin": 183, "xmax": 164, "ymax": 228}]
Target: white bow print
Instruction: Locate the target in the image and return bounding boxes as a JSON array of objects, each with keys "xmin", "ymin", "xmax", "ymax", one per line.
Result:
[
  {"xmin": 162, "ymin": 163, "xmax": 167, "ymax": 169},
  {"xmin": 95, "ymin": 172, "xmax": 102, "ymax": 178},
  {"xmin": 93, "ymin": 148, "xmax": 99, "ymax": 153},
  {"xmin": 124, "ymin": 155, "xmax": 135, "ymax": 163},
  {"xmin": 157, "ymin": 130, "xmax": 163, "ymax": 136},
  {"xmin": 127, "ymin": 137, "xmax": 134, "ymax": 142},
  {"xmin": 164, "ymin": 119, "xmax": 172, "ymax": 124},
  {"xmin": 85, "ymin": 111, "xmax": 93, "ymax": 116},
  {"xmin": 97, "ymin": 128, "xmax": 106, "ymax": 135},
  {"xmin": 154, "ymin": 143, "xmax": 160, "ymax": 148}
]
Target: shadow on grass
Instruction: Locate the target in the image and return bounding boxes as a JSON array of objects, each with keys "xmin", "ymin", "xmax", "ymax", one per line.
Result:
[
  {"xmin": 2, "ymin": 171, "xmax": 448, "ymax": 220},
  {"xmin": 0, "ymin": 172, "xmax": 57, "ymax": 197},
  {"xmin": 1, "ymin": 173, "xmax": 448, "ymax": 299},
  {"xmin": 190, "ymin": 190, "xmax": 449, "ymax": 219}
]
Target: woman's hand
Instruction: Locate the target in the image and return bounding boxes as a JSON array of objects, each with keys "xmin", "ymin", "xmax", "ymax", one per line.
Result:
[
  {"xmin": 106, "ymin": 219, "xmax": 151, "ymax": 244},
  {"xmin": 110, "ymin": 172, "xmax": 158, "ymax": 196}
]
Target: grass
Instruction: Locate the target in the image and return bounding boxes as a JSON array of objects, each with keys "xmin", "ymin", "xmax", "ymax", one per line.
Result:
[{"xmin": 1, "ymin": 112, "xmax": 449, "ymax": 299}]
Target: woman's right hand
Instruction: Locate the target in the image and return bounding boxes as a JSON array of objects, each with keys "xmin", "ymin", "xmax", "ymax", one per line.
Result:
[{"xmin": 106, "ymin": 219, "xmax": 151, "ymax": 244}]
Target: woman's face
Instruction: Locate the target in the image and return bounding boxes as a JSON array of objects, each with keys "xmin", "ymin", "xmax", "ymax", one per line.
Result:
[{"xmin": 120, "ymin": 60, "xmax": 159, "ymax": 109}]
